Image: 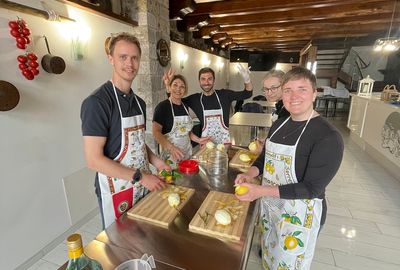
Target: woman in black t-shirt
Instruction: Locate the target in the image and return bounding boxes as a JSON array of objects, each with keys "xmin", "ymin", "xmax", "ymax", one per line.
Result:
[
  {"xmin": 153, "ymin": 72, "xmax": 210, "ymax": 167},
  {"xmin": 234, "ymin": 67, "xmax": 343, "ymax": 270}
]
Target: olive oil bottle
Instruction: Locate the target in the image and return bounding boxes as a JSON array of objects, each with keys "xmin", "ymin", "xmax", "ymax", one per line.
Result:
[{"xmin": 66, "ymin": 234, "xmax": 103, "ymax": 270}]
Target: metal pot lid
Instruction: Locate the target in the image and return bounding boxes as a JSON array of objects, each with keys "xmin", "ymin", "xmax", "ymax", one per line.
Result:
[{"xmin": 0, "ymin": 80, "xmax": 20, "ymax": 111}]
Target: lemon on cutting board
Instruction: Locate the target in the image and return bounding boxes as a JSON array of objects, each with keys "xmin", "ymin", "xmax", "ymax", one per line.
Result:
[
  {"xmin": 239, "ymin": 153, "xmax": 251, "ymax": 163},
  {"xmin": 214, "ymin": 209, "xmax": 232, "ymax": 225},
  {"xmin": 167, "ymin": 193, "xmax": 180, "ymax": 208},
  {"xmin": 248, "ymin": 141, "xmax": 259, "ymax": 153}
]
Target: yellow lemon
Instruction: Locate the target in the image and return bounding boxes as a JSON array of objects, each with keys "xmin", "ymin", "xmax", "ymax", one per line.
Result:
[
  {"xmin": 165, "ymin": 175, "xmax": 173, "ymax": 184},
  {"xmin": 248, "ymin": 141, "xmax": 259, "ymax": 153},
  {"xmin": 235, "ymin": 185, "xmax": 249, "ymax": 196},
  {"xmin": 239, "ymin": 153, "xmax": 251, "ymax": 162},
  {"xmin": 167, "ymin": 193, "xmax": 180, "ymax": 207},
  {"xmin": 206, "ymin": 141, "xmax": 215, "ymax": 149},
  {"xmin": 216, "ymin": 143, "xmax": 225, "ymax": 151}
]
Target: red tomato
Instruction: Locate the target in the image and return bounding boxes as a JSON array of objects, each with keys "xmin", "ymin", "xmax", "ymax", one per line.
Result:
[
  {"xmin": 18, "ymin": 63, "xmax": 28, "ymax": 70},
  {"xmin": 17, "ymin": 55, "xmax": 28, "ymax": 63},
  {"xmin": 22, "ymin": 68, "xmax": 34, "ymax": 78},
  {"xmin": 24, "ymin": 73, "xmax": 34, "ymax": 80},
  {"xmin": 8, "ymin": 21, "xmax": 19, "ymax": 29},
  {"xmin": 27, "ymin": 53, "xmax": 37, "ymax": 61},
  {"xmin": 18, "ymin": 19, "xmax": 27, "ymax": 29},
  {"xmin": 28, "ymin": 61, "xmax": 39, "ymax": 68},
  {"xmin": 31, "ymin": 68, "xmax": 39, "ymax": 75},
  {"xmin": 21, "ymin": 28, "xmax": 30, "ymax": 36},
  {"xmin": 24, "ymin": 36, "xmax": 31, "ymax": 44},
  {"xmin": 16, "ymin": 37, "xmax": 26, "ymax": 45},
  {"xmin": 10, "ymin": 29, "xmax": 21, "ymax": 37},
  {"xmin": 16, "ymin": 42, "xmax": 26, "ymax": 49}
]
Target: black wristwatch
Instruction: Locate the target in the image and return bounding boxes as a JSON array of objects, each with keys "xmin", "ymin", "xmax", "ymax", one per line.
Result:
[{"xmin": 132, "ymin": 169, "xmax": 142, "ymax": 183}]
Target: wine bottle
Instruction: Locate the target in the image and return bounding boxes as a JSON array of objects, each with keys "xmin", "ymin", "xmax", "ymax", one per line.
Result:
[{"xmin": 66, "ymin": 234, "xmax": 103, "ymax": 270}]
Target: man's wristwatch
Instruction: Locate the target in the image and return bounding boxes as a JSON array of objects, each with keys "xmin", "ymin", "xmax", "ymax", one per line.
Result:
[{"xmin": 132, "ymin": 169, "xmax": 142, "ymax": 184}]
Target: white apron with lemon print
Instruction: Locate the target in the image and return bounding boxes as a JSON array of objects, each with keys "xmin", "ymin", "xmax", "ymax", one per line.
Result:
[
  {"xmin": 200, "ymin": 91, "xmax": 230, "ymax": 145},
  {"xmin": 260, "ymin": 111, "xmax": 322, "ymax": 270},
  {"xmin": 160, "ymin": 99, "xmax": 193, "ymax": 169},
  {"xmin": 98, "ymin": 81, "xmax": 150, "ymax": 229}
]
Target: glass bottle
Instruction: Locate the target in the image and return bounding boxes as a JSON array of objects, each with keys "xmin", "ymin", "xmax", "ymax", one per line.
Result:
[{"xmin": 66, "ymin": 233, "xmax": 103, "ymax": 270}]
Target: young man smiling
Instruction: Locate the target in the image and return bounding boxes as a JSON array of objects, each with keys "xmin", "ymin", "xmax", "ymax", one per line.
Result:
[
  {"xmin": 81, "ymin": 33, "xmax": 169, "ymax": 229},
  {"xmin": 183, "ymin": 65, "xmax": 253, "ymax": 145}
]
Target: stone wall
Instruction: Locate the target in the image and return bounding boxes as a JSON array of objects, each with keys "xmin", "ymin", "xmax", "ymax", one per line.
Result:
[{"xmin": 128, "ymin": 0, "xmax": 170, "ymax": 151}]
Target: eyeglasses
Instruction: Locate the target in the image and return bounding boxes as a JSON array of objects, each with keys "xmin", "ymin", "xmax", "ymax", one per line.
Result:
[{"xmin": 263, "ymin": 85, "xmax": 281, "ymax": 93}]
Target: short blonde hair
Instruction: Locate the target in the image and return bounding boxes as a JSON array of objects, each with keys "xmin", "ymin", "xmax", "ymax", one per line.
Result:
[
  {"xmin": 262, "ymin": 69, "xmax": 285, "ymax": 85},
  {"xmin": 108, "ymin": 32, "xmax": 141, "ymax": 56}
]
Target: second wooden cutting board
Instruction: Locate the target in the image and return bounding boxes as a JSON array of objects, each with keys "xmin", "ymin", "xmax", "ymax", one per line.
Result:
[
  {"xmin": 229, "ymin": 149, "xmax": 258, "ymax": 172},
  {"xmin": 189, "ymin": 190, "xmax": 250, "ymax": 242},
  {"xmin": 127, "ymin": 185, "xmax": 195, "ymax": 228}
]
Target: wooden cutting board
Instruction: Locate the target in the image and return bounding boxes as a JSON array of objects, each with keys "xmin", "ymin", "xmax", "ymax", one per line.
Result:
[
  {"xmin": 189, "ymin": 191, "xmax": 250, "ymax": 242},
  {"xmin": 229, "ymin": 149, "xmax": 258, "ymax": 172},
  {"xmin": 127, "ymin": 186, "xmax": 195, "ymax": 228}
]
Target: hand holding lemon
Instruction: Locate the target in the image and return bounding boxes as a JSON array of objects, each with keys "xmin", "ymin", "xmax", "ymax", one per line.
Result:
[{"xmin": 234, "ymin": 184, "xmax": 249, "ymax": 196}]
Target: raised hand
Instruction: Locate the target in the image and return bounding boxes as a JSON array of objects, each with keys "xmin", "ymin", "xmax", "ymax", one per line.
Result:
[
  {"xmin": 162, "ymin": 68, "xmax": 175, "ymax": 89},
  {"xmin": 236, "ymin": 63, "xmax": 251, "ymax": 84}
]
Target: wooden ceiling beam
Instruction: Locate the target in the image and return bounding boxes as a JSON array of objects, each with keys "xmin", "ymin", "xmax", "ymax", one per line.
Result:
[
  {"xmin": 226, "ymin": 21, "xmax": 399, "ymax": 35},
  {"xmin": 191, "ymin": 0, "xmax": 389, "ymax": 16},
  {"xmin": 205, "ymin": 2, "xmax": 393, "ymax": 26},
  {"xmin": 220, "ymin": 13, "xmax": 398, "ymax": 31}
]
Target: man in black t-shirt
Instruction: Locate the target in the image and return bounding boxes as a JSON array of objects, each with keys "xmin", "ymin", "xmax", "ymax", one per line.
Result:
[
  {"xmin": 80, "ymin": 33, "xmax": 169, "ymax": 228},
  {"xmin": 183, "ymin": 65, "xmax": 253, "ymax": 144}
]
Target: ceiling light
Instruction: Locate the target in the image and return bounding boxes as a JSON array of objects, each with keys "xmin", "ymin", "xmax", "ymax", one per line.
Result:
[{"xmin": 373, "ymin": 0, "xmax": 400, "ymax": 52}]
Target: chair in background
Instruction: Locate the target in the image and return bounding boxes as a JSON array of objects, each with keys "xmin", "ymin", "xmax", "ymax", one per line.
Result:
[{"xmin": 241, "ymin": 102, "xmax": 264, "ymax": 113}]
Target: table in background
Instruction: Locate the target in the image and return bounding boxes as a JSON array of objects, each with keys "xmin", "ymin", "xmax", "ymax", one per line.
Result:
[
  {"xmin": 252, "ymin": 100, "xmax": 276, "ymax": 113},
  {"xmin": 315, "ymin": 95, "xmax": 350, "ymax": 117},
  {"xmin": 229, "ymin": 112, "xmax": 272, "ymax": 146}
]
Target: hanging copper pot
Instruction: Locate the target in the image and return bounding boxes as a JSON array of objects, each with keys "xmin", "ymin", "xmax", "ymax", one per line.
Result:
[
  {"xmin": 0, "ymin": 80, "xmax": 20, "ymax": 111},
  {"xmin": 41, "ymin": 36, "xmax": 66, "ymax": 74}
]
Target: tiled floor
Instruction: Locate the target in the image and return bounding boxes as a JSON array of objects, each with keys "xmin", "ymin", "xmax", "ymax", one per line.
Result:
[{"xmin": 27, "ymin": 117, "xmax": 400, "ymax": 270}]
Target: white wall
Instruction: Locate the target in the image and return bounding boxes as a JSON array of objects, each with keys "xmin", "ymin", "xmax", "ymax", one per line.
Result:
[
  {"xmin": 0, "ymin": 3, "xmax": 238, "ymax": 269},
  {"xmin": 0, "ymin": 2, "xmax": 135, "ymax": 269}
]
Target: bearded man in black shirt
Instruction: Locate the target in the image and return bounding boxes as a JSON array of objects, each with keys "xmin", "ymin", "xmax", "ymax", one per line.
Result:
[{"xmin": 183, "ymin": 65, "xmax": 253, "ymax": 145}]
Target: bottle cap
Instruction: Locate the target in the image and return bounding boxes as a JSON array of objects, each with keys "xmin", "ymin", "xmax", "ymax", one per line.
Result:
[{"xmin": 67, "ymin": 234, "xmax": 83, "ymax": 250}]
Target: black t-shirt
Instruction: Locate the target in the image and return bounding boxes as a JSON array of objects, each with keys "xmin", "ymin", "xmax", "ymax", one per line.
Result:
[
  {"xmin": 183, "ymin": 89, "xmax": 252, "ymax": 130},
  {"xmin": 80, "ymin": 81, "xmax": 146, "ymax": 160},
  {"xmin": 275, "ymin": 99, "xmax": 290, "ymax": 119},
  {"xmin": 153, "ymin": 99, "xmax": 190, "ymax": 134},
  {"xmin": 253, "ymin": 116, "xmax": 344, "ymax": 225}
]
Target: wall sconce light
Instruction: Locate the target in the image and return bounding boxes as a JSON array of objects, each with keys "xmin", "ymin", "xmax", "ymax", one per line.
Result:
[
  {"xmin": 306, "ymin": 61, "xmax": 317, "ymax": 75},
  {"xmin": 216, "ymin": 60, "xmax": 224, "ymax": 72},
  {"xmin": 201, "ymin": 55, "xmax": 211, "ymax": 67},
  {"xmin": 177, "ymin": 49, "xmax": 188, "ymax": 69}
]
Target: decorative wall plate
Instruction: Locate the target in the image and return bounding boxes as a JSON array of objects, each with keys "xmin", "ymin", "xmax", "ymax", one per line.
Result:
[{"xmin": 156, "ymin": 39, "xmax": 171, "ymax": 67}]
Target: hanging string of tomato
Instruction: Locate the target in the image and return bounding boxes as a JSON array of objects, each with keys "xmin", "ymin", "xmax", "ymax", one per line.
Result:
[{"xmin": 8, "ymin": 17, "xmax": 39, "ymax": 80}]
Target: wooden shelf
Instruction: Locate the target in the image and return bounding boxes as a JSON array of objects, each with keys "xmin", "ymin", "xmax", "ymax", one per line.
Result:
[{"xmin": 56, "ymin": 0, "xmax": 138, "ymax": 27}]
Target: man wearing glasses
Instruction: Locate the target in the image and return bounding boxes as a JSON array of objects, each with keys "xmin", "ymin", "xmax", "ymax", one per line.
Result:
[{"xmin": 262, "ymin": 69, "xmax": 290, "ymax": 121}]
